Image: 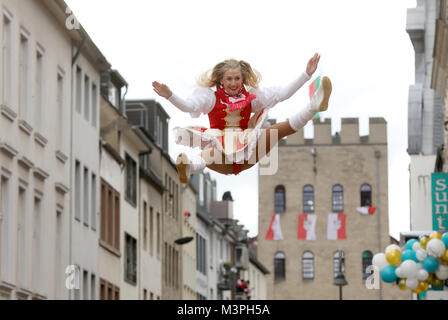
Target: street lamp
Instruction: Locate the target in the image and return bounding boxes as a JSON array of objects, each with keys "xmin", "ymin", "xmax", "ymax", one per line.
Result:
[
  {"xmin": 333, "ymin": 249, "xmax": 348, "ymax": 300},
  {"xmin": 174, "ymin": 237, "xmax": 193, "ymax": 245}
]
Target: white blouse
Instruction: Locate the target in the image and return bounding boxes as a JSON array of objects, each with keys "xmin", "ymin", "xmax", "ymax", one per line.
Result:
[{"xmin": 167, "ymin": 71, "xmax": 311, "ymax": 118}]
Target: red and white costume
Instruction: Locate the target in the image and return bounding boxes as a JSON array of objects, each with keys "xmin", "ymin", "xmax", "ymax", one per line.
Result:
[{"xmin": 168, "ymin": 71, "xmax": 312, "ymax": 164}]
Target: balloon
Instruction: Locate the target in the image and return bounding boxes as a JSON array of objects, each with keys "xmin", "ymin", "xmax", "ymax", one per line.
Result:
[
  {"xmin": 426, "ymin": 239, "xmax": 446, "ymax": 258},
  {"xmin": 422, "ymin": 257, "xmax": 440, "ymax": 273},
  {"xmin": 381, "ymin": 265, "xmax": 397, "ymax": 283},
  {"xmin": 420, "ymin": 237, "xmax": 429, "ymax": 250},
  {"xmin": 398, "ymin": 278, "xmax": 407, "ymax": 290},
  {"xmin": 442, "ymin": 232, "xmax": 448, "ymax": 248},
  {"xmin": 386, "ymin": 249, "xmax": 402, "ymax": 266},
  {"xmin": 417, "ymin": 269, "xmax": 429, "ymax": 281},
  {"xmin": 400, "ymin": 260, "xmax": 418, "ymax": 279},
  {"xmin": 435, "ymin": 265, "xmax": 448, "ymax": 280},
  {"xmin": 405, "ymin": 239, "xmax": 419, "ymax": 251},
  {"xmin": 402, "ymin": 249, "xmax": 419, "ymax": 262},
  {"xmin": 413, "ymin": 287, "xmax": 423, "ymax": 294},
  {"xmin": 418, "ymin": 280, "xmax": 429, "ymax": 292},
  {"xmin": 412, "ymin": 242, "xmax": 421, "ymax": 252},
  {"xmin": 395, "ymin": 267, "xmax": 405, "ymax": 278},
  {"xmin": 432, "ymin": 277, "xmax": 444, "ymax": 289},
  {"xmin": 429, "ymin": 232, "xmax": 442, "ymax": 240},
  {"xmin": 372, "ymin": 253, "xmax": 389, "ymax": 270},
  {"xmin": 385, "ymin": 244, "xmax": 401, "ymax": 253},
  {"xmin": 406, "ymin": 278, "xmax": 418, "ymax": 290},
  {"xmin": 441, "ymin": 249, "xmax": 448, "ymax": 265},
  {"xmin": 416, "ymin": 249, "xmax": 427, "ymax": 262}
]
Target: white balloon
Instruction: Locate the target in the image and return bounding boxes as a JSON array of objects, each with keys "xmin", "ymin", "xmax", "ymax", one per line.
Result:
[
  {"xmin": 416, "ymin": 269, "xmax": 429, "ymax": 281},
  {"xmin": 400, "ymin": 260, "xmax": 418, "ymax": 279},
  {"xmin": 426, "ymin": 239, "xmax": 446, "ymax": 258},
  {"xmin": 395, "ymin": 267, "xmax": 405, "ymax": 278},
  {"xmin": 372, "ymin": 253, "xmax": 389, "ymax": 270},
  {"xmin": 406, "ymin": 278, "xmax": 418, "ymax": 290},
  {"xmin": 386, "ymin": 244, "xmax": 401, "ymax": 253},
  {"xmin": 412, "ymin": 242, "xmax": 421, "ymax": 252},
  {"xmin": 416, "ymin": 249, "xmax": 427, "ymax": 261},
  {"xmin": 435, "ymin": 265, "xmax": 448, "ymax": 281}
]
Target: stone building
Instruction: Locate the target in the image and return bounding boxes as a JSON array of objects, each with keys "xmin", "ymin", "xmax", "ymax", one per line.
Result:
[{"xmin": 258, "ymin": 117, "xmax": 409, "ymax": 300}]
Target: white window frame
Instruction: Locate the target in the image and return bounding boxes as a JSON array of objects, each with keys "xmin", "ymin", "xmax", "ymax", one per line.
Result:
[
  {"xmin": 34, "ymin": 44, "xmax": 45, "ymax": 133},
  {"xmin": 2, "ymin": 8, "xmax": 13, "ymax": 107},
  {"xmin": 19, "ymin": 27, "xmax": 31, "ymax": 121},
  {"xmin": 57, "ymin": 67, "xmax": 65, "ymax": 150}
]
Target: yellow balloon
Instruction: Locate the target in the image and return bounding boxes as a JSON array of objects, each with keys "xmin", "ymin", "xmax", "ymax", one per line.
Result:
[
  {"xmin": 432, "ymin": 278, "xmax": 444, "ymax": 288},
  {"xmin": 386, "ymin": 249, "xmax": 402, "ymax": 266},
  {"xmin": 441, "ymin": 249, "xmax": 448, "ymax": 265},
  {"xmin": 398, "ymin": 279, "xmax": 407, "ymax": 291},
  {"xmin": 429, "ymin": 232, "xmax": 442, "ymax": 240},
  {"xmin": 427, "ymin": 273, "xmax": 434, "ymax": 283},
  {"xmin": 413, "ymin": 287, "xmax": 423, "ymax": 294},
  {"xmin": 420, "ymin": 237, "xmax": 429, "ymax": 250},
  {"xmin": 418, "ymin": 280, "xmax": 429, "ymax": 291}
]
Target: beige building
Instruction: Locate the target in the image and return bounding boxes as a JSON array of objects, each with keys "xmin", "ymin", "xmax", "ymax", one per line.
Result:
[
  {"xmin": 181, "ymin": 182, "xmax": 197, "ymax": 300},
  {"xmin": 258, "ymin": 118, "xmax": 409, "ymax": 300}
]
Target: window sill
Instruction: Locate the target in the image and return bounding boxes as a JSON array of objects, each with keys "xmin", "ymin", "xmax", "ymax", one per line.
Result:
[
  {"xmin": 125, "ymin": 197, "xmax": 137, "ymax": 208},
  {"xmin": 18, "ymin": 156, "xmax": 34, "ymax": 170},
  {"xmin": 33, "ymin": 166, "xmax": 49, "ymax": 181},
  {"xmin": 1, "ymin": 104, "xmax": 17, "ymax": 122},
  {"xmin": 124, "ymin": 277, "xmax": 137, "ymax": 287},
  {"xmin": 0, "ymin": 141, "xmax": 19, "ymax": 158},
  {"xmin": 100, "ymin": 240, "xmax": 121, "ymax": 258},
  {"xmin": 34, "ymin": 132, "xmax": 48, "ymax": 147},
  {"xmin": 18, "ymin": 119, "xmax": 33, "ymax": 136},
  {"xmin": 55, "ymin": 150, "xmax": 68, "ymax": 164}
]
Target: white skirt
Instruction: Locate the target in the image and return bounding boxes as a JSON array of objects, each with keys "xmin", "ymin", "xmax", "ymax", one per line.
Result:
[{"xmin": 173, "ymin": 109, "xmax": 270, "ymax": 164}]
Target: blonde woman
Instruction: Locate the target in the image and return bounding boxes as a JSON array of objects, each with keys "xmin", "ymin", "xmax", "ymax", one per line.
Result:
[{"xmin": 152, "ymin": 53, "xmax": 332, "ymax": 183}]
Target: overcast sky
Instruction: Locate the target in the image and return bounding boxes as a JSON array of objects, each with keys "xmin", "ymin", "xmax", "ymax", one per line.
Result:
[{"xmin": 66, "ymin": 0, "xmax": 417, "ymax": 240}]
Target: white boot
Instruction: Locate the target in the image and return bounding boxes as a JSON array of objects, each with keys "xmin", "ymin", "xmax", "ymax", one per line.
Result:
[
  {"xmin": 288, "ymin": 76, "xmax": 332, "ymax": 131},
  {"xmin": 176, "ymin": 151, "xmax": 206, "ymax": 184}
]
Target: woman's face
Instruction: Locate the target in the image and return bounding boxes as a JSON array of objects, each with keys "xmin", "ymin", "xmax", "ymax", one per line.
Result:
[{"xmin": 221, "ymin": 68, "xmax": 243, "ymax": 95}]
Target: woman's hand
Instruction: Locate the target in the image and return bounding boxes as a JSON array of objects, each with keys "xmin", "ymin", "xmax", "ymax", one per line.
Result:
[
  {"xmin": 306, "ymin": 53, "xmax": 320, "ymax": 77},
  {"xmin": 152, "ymin": 81, "xmax": 173, "ymax": 99}
]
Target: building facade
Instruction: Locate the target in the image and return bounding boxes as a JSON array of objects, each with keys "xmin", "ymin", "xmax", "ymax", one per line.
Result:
[{"xmin": 258, "ymin": 118, "xmax": 409, "ymax": 300}]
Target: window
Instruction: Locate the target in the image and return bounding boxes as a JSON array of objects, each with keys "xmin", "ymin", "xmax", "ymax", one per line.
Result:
[
  {"xmin": 124, "ymin": 233, "xmax": 137, "ymax": 285},
  {"xmin": 1, "ymin": 172, "xmax": 10, "ymax": 274},
  {"xmin": 84, "ymin": 75, "xmax": 90, "ymax": 121},
  {"xmin": 83, "ymin": 270, "xmax": 89, "ymax": 300},
  {"xmin": 75, "ymin": 161, "xmax": 81, "ymax": 221},
  {"xmin": 18, "ymin": 184, "xmax": 27, "ymax": 285},
  {"xmin": 332, "ymin": 185, "xmax": 344, "ymax": 213},
  {"xmin": 143, "ymin": 289, "xmax": 147, "ymax": 300},
  {"xmin": 156, "ymin": 212, "xmax": 160, "ymax": 259},
  {"xmin": 149, "ymin": 207, "xmax": 154, "ymax": 256},
  {"xmin": 91, "ymin": 173, "xmax": 97, "ymax": 230},
  {"xmin": 125, "ymin": 154, "xmax": 137, "ymax": 206},
  {"xmin": 91, "ymin": 84, "xmax": 98, "ymax": 127},
  {"xmin": 33, "ymin": 194, "xmax": 43, "ymax": 292},
  {"xmin": 302, "ymin": 251, "xmax": 314, "ymax": 280},
  {"xmin": 19, "ymin": 30, "xmax": 30, "ymax": 120},
  {"xmin": 100, "ymin": 278, "xmax": 119, "ymax": 300},
  {"xmin": 196, "ymin": 233, "xmax": 207, "ymax": 275},
  {"xmin": 143, "ymin": 201, "xmax": 147, "ymax": 251},
  {"xmin": 362, "ymin": 251, "xmax": 373, "ymax": 280},
  {"xmin": 83, "ymin": 167, "xmax": 89, "ymax": 226},
  {"xmin": 303, "ymin": 185, "xmax": 314, "ymax": 213},
  {"xmin": 55, "ymin": 207, "xmax": 63, "ymax": 297},
  {"xmin": 91, "ymin": 274, "xmax": 96, "ymax": 300},
  {"xmin": 57, "ymin": 71, "xmax": 65, "ymax": 149},
  {"xmin": 361, "ymin": 184, "xmax": 372, "ymax": 207},
  {"xmin": 274, "ymin": 185, "xmax": 286, "ymax": 213},
  {"xmin": 199, "ymin": 174, "xmax": 204, "ymax": 205},
  {"xmin": 75, "ymin": 66, "xmax": 82, "ymax": 113},
  {"xmin": 100, "ymin": 179, "xmax": 120, "ymax": 252},
  {"xmin": 333, "ymin": 250, "xmax": 345, "ymax": 278},
  {"xmin": 2, "ymin": 11, "xmax": 12, "ymax": 106},
  {"xmin": 35, "ymin": 47, "xmax": 44, "ymax": 132},
  {"xmin": 274, "ymin": 252, "xmax": 286, "ymax": 281}
]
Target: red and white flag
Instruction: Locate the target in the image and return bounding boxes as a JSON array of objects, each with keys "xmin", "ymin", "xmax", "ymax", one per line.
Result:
[
  {"xmin": 356, "ymin": 206, "xmax": 376, "ymax": 215},
  {"xmin": 327, "ymin": 213, "xmax": 346, "ymax": 240},
  {"xmin": 265, "ymin": 214, "xmax": 284, "ymax": 240},
  {"xmin": 298, "ymin": 214, "xmax": 317, "ymax": 240}
]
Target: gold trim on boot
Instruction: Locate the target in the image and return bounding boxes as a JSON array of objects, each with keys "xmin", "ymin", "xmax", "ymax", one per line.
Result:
[{"xmin": 176, "ymin": 153, "xmax": 190, "ymax": 184}]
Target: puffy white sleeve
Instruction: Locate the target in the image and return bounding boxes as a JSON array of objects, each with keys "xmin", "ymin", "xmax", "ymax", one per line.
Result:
[
  {"xmin": 167, "ymin": 87, "xmax": 216, "ymax": 118},
  {"xmin": 250, "ymin": 71, "xmax": 311, "ymax": 113}
]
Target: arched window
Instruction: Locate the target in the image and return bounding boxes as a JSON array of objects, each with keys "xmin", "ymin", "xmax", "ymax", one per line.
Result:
[
  {"xmin": 332, "ymin": 185, "xmax": 344, "ymax": 212},
  {"xmin": 303, "ymin": 185, "xmax": 314, "ymax": 213},
  {"xmin": 333, "ymin": 250, "xmax": 345, "ymax": 278},
  {"xmin": 360, "ymin": 184, "xmax": 372, "ymax": 207},
  {"xmin": 362, "ymin": 251, "xmax": 373, "ymax": 280},
  {"xmin": 274, "ymin": 252, "xmax": 286, "ymax": 281},
  {"xmin": 302, "ymin": 251, "xmax": 314, "ymax": 280},
  {"xmin": 274, "ymin": 185, "xmax": 286, "ymax": 213}
]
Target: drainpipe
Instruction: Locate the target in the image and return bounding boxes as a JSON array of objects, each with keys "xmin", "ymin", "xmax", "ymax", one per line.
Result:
[{"xmin": 375, "ymin": 150, "xmax": 382, "ymax": 300}]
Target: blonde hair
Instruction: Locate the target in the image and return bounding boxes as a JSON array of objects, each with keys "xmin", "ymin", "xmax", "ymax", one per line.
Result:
[{"xmin": 197, "ymin": 59, "xmax": 261, "ymax": 89}]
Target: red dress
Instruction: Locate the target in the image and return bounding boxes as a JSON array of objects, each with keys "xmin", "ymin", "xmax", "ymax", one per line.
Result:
[{"xmin": 173, "ymin": 86, "xmax": 268, "ymax": 166}]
